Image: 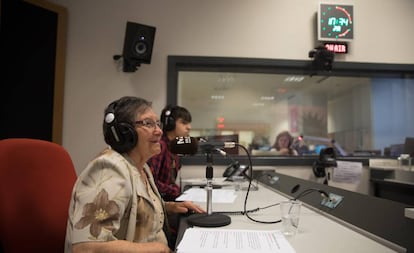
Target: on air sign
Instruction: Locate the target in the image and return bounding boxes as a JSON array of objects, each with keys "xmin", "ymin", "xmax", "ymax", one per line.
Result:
[{"xmin": 324, "ymin": 42, "xmax": 348, "ymax": 54}]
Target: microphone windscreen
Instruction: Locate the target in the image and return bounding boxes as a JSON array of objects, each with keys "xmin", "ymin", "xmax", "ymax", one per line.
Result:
[
  {"xmin": 291, "ymin": 184, "xmax": 300, "ymax": 194},
  {"xmin": 319, "ymin": 190, "xmax": 330, "ymax": 199},
  {"xmin": 169, "ymin": 136, "xmax": 199, "ymax": 155}
]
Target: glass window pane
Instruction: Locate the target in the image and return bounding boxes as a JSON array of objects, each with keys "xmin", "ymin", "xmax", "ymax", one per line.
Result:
[{"xmin": 177, "ymin": 71, "xmax": 414, "ymax": 157}]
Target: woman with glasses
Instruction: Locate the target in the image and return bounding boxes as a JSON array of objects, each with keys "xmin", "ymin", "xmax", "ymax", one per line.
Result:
[{"xmin": 65, "ymin": 96, "xmax": 204, "ymax": 253}]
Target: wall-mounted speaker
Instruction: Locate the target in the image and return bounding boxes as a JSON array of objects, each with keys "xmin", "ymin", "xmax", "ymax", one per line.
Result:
[{"xmin": 122, "ymin": 21, "xmax": 156, "ymax": 72}]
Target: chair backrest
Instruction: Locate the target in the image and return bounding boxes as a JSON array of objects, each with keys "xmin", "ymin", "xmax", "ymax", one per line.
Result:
[{"xmin": 0, "ymin": 138, "xmax": 77, "ymax": 253}]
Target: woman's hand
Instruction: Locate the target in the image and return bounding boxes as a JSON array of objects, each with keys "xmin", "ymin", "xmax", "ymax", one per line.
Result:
[
  {"xmin": 141, "ymin": 242, "xmax": 173, "ymax": 253},
  {"xmin": 165, "ymin": 201, "xmax": 206, "ymax": 214}
]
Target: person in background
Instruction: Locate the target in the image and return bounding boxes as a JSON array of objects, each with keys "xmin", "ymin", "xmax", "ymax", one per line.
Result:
[
  {"xmin": 147, "ymin": 105, "xmax": 192, "ymax": 201},
  {"xmin": 271, "ymin": 130, "xmax": 299, "ymax": 156},
  {"xmin": 65, "ymin": 96, "xmax": 204, "ymax": 253}
]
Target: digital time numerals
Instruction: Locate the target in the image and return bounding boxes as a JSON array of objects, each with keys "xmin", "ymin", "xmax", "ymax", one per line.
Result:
[{"xmin": 319, "ymin": 4, "xmax": 354, "ymax": 41}]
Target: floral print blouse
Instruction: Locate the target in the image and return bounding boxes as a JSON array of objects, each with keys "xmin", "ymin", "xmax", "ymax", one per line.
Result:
[{"xmin": 64, "ymin": 149, "xmax": 168, "ymax": 252}]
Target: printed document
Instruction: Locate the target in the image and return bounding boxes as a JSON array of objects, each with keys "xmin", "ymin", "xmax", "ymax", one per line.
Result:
[
  {"xmin": 332, "ymin": 160, "xmax": 362, "ymax": 184},
  {"xmin": 176, "ymin": 228, "xmax": 296, "ymax": 253}
]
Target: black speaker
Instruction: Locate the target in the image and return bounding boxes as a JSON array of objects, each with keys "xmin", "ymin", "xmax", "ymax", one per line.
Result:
[
  {"xmin": 161, "ymin": 106, "xmax": 176, "ymax": 131},
  {"xmin": 103, "ymin": 102, "xmax": 138, "ymax": 153},
  {"xmin": 122, "ymin": 21, "xmax": 156, "ymax": 72}
]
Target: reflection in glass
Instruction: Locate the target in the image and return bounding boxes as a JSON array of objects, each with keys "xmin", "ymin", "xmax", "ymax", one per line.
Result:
[{"xmin": 178, "ymin": 71, "xmax": 414, "ymax": 157}]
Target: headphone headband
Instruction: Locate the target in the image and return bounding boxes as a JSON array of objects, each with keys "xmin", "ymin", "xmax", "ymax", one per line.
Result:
[{"xmin": 162, "ymin": 105, "xmax": 176, "ymax": 131}]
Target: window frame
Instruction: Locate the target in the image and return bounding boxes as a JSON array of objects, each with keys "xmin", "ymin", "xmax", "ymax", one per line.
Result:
[{"xmin": 167, "ymin": 55, "xmax": 414, "ymax": 166}]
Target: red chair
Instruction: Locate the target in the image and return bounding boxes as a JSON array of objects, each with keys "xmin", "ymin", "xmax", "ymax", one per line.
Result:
[{"xmin": 0, "ymin": 138, "xmax": 77, "ymax": 253}]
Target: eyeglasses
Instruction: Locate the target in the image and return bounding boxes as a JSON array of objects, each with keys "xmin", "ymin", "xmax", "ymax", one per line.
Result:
[{"xmin": 135, "ymin": 119, "xmax": 161, "ymax": 129}]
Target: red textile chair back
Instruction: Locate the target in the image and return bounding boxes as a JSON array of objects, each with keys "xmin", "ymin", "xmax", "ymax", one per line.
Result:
[{"xmin": 0, "ymin": 138, "xmax": 77, "ymax": 253}]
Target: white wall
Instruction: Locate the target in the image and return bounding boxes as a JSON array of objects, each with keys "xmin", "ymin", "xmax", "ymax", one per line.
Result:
[{"xmin": 48, "ymin": 0, "xmax": 414, "ymax": 173}]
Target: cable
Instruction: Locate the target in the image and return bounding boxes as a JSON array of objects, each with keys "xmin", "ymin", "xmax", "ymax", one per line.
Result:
[
  {"xmin": 238, "ymin": 144, "xmax": 283, "ymax": 224},
  {"xmin": 214, "ymin": 144, "xmax": 330, "ymax": 224},
  {"xmin": 212, "ymin": 144, "xmax": 330, "ymax": 225},
  {"xmin": 293, "ymin": 188, "xmax": 329, "ymax": 200},
  {"xmin": 214, "ymin": 208, "xmax": 260, "ymax": 216},
  {"xmin": 214, "ymin": 201, "xmax": 283, "ymax": 216},
  {"xmin": 208, "ymin": 144, "xmax": 282, "ymax": 223}
]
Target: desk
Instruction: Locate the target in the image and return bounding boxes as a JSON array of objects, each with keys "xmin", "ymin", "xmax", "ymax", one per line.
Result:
[
  {"xmin": 370, "ymin": 167, "xmax": 414, "ymax": 205},
  {"xmin": 176, "ymin": 181, "xmax": 404, "ymax": 253}
]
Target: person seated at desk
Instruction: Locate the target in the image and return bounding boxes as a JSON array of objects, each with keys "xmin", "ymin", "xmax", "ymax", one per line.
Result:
[
  {"xmin": 147, "ymin": 105, "xmax": 192, "ymax": 201},
  {"xmin": 65, "ymin": 96, "xmax": 204, "ymax": 253},
  {"xmin": 147, "ymin": 105, "xmax": 193, "ymax": 243},
  {"xmin": 271, "ymin": 130, "xmax": 299, "ymax": 156}
]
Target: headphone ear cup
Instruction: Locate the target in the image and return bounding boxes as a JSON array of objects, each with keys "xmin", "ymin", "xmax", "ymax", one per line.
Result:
[
  {"xmin": 104, "ymin": 120, "xmax": 138, "ymax": 153},
  {"xmin": 103, "ymin": 101, "xmax": 138, "ymax": 153},
  {"xmin": 312, "ymin": 160, "xmax": 326, "ymax": 178},
  {"xmin": 115, "ymin": 122, "xmax": 138, "ymax": 153}
]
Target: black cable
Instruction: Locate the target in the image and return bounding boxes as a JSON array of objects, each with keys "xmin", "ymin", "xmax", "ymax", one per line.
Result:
[
  {"xmin": 214, "ymin": 201, "xmax": 283, "ymax": 216},
  {"xmin": 214, "ymin": 208, "xmax": 260, "ymax": 216},
  {"xmin": 210, "ymin": 144, "xmax": 282, "ymax": 223},
  {"xmin": 213, "ymin": 144, "xmax": 330, "ymax": 224},
  {"xmin": 238, "ymin": 144, "xmax": 282, "ymax": 224},
  {"xmin": 293, "ymin": 188, "xmax": 329, "ymax": 200}
]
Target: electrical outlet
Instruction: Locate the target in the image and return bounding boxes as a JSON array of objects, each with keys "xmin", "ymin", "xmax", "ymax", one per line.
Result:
[{"xmin": 321, "ymin": 193, "xmax": 344, "ymax": 209}]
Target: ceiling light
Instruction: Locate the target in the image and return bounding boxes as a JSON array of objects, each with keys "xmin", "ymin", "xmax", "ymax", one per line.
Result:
[
  {"xmin": 284, "ymin": 76, "xmax": 305, "ymax": 82},
  {"xmin": 211, "ymin": 95, "xmax": 224, "ymax": 100},
  {"xmin": 260, "ymin": 96, "xmax": 275, "ymax": 101}
]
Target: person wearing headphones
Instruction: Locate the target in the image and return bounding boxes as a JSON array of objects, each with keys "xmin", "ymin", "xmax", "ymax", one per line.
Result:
[
  {"xmin": 271, "ymin": 130, "xmax": 299, "ymax": 156},
  {"xmin": 65, "ymin": 96, "xmax": 204, "ymax": 253},
  {"xmin": 147, "ymin": 105, "xmax": 192, "ymax": 201}
]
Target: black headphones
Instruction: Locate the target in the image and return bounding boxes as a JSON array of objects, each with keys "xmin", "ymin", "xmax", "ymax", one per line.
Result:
[
  {"xmin": 103, "ymin": 101, "xmax": 138, "ymax": 153},
  {"xmin": 312, "ymin": 160, "xmax": 326, "ymax": 178},
  {"xmin": 161, "ymin": 105, "xmax": 176, "ymax": 131},
  {"xmin": 312, "ymin": 147, "xmax": 337, "ymax": 178}
]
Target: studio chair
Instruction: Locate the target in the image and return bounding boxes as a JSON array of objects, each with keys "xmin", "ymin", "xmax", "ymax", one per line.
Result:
[{"xmin": 0, "ymin": 138, "xmax": 77, "ymax": 253}]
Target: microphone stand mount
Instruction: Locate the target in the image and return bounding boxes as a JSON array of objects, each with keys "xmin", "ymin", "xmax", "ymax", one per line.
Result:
[{"xmin": 187, "ymin": 151, "xmax": 231, "ymax": 227}]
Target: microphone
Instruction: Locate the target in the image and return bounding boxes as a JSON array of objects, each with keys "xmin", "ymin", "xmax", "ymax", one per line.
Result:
[
  {"xmin": 290, "ymin": 184, "xmax": 301, "ymax": 194},
  {"xmin": 169, "ymin": 136, "xmax": 237, "ymax": 155},
  {"xmin": 169, "ymin": 136, "xmax": 199, "ymax": 155}
]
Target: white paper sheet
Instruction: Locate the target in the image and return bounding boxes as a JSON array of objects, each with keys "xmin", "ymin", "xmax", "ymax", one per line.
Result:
[
  {"xmin": 332, "ymin": 160, "xmax": 362, "ymax": 183},
  {"xmin": 182, "ymin": 177, "xmax": 228, "ymax": 184},
  {"xmin": 175, "ymin": 188, "xmax": 237, "ymax": 203},
  {"xmin": 176, "ymin": 228, "xmax": 296, "ymax": 253}
]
